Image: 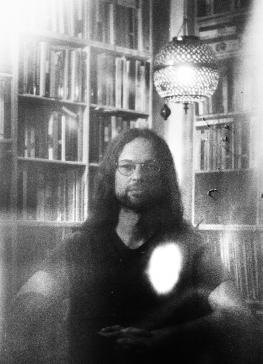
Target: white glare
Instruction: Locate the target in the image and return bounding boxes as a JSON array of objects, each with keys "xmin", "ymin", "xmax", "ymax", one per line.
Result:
[
  {"xmin": 147, "ymin": 243, "xmax": 183, "ymax": 295},
  {"xmin": 173, "ymin": 65, "xmax": 196, "ymax": 86}
]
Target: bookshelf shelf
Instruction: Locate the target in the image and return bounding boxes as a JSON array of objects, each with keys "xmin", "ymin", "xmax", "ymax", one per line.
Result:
[
  {"xmin": 16, "ymin": 219, "xmax": 83, "ymax": 227},
  {"xmin": 21, "ymin": 31, "xmax": 88, "ymax": 48},
  {"xmin": 0, "ymin": 73, "xmax": 13, "ymax": 79},
  {"xmin": 90, "ymin": 104, "xmax": 149, "ymax": 118},
  {"xmin": 19, "ymin": 94, "xmax": 88, "ymax": 108},
  {"xmin": 17, "ymin": 157, "xmax": 86, "ymax": 167},
  {"xmin": 195, "ymin": 111, "xmax": 250, "ymax": 123},
  {"xmin": 90, "ymin": 41, "xmax": 151, "ymax": 60},
  {"xmin": 197, "ymin": 224, "xmax": 263, "ymax": 231},
  {"xmin": 195, "ymin": 167, "xmax": 253, "ymax": 174}
]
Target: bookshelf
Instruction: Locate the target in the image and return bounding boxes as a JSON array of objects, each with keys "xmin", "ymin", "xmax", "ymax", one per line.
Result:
[
  {"xmin": 193, "ymin": 0, "xmax": 263, "ymax": 311},
  {"xmin": 1, "ymin": 0, "xmax": 152, "ymax": 295},
  {"xmin": 88, "ymin": 0, "xmax": 152, "ymax": 202}
]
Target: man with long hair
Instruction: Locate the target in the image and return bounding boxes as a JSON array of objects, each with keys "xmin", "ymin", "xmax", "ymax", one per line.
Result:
[{"xmin": 5, "ymin": 129, "xmax": 263, "ymax": 363}]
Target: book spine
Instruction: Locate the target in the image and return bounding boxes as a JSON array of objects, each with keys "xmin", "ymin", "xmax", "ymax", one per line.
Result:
[
  {"xmin": 36, "ymin": 169, "xmax": 45, "ymax": 220},
  {"xmin": 0, "ymin": 81, "xmax": 4, "ymax": 138},
  {"xmin": 115, "ymin": 57, "xmax": 123, "ymax": 108}
]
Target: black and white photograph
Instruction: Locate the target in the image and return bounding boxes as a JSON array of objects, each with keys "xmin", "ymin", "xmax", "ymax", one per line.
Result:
[{"xmin": 0, "ymin": 0, "xmax": 263, "ymax": 363}]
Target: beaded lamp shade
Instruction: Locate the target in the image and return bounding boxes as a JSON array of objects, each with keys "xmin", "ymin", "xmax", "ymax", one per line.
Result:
[{"xmin": 153, "ymin": 36, "xmax": 220, "ymax": 104}]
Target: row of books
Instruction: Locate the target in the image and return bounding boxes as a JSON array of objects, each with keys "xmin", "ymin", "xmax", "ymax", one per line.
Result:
[
  {"xmin": 90, "ymin": 53, "xmax": 150, "ymax": 112},
  {"xmin": 220, "ymin": 231, "xmax": 263, "ymax": 301},
  {"xmin": 115, "ymin": 1, "xmax": 138, "ymax": 49},
  {"xmin": 0, "ymin": 143, "xmax": 12, "ymax": 216},
  {"xmin": 195, "ymin": 118, "xmax": 250, "ymax": 171},
  {"xmin": 17, "ymin": 165, "xmax": 84, "ymax": 222},
  {"xmin": 17, "ymin": 0, "xmax": 151, "ymax": 49},
  {"xmin": 197, "ymin": 0, "xmax": 251, "ymax": 17},
  {"xmin": 89, "ymin": 113, "xmax": 148, "ymax": 163},
  {"xmin": 90, "ymin": 0, "xmax": 150, "ymax": 51},
  {"xmin": 199, "ymin": 23, "xmax": 238, "ymax": 40},
  {"xmin": 195, "ymin": 59, "xmax": 254, "ymax": 116},
  {"xmin": 18, "ymin": 106, "xmax": 80, "ymax": 162},
  {"xmin": 0, "ymin": 78, "xmax": 11, "ymax": 139},
  {"xmin": 19, "ymin": 41, "xmax": 87, "ymax": 103},
  {"xmin": 90, "ymin": 0, "xmax": 114, "ymax": 44},
  {"xmin": 208, "ymin": 39, "xmax": 242, "ymax": 60},
  {"xmin": 20, "ymin": 0, "xmax": 87, "ymax": 39}
]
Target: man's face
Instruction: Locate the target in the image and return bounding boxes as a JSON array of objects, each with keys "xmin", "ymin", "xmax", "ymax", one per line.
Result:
[{"xmin": 115, "ymin": 137, "xmax": 164, "ymax": 211}]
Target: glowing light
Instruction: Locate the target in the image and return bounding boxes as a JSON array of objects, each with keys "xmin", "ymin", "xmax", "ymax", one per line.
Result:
[
  {"xmin": 153, "ymin": 36, "xmax": 219, "ymax": 103},
  {"xmin": 146, "ymin": 243, "xmax": 183, "ymax": 295},
  {"xmin": 172, "ymin": 64, "xmax": 196, "ymax": 86}
]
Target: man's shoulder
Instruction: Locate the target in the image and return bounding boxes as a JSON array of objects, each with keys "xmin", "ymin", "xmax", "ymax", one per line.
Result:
[{"xmin": 63, "ymin": 222, "xmax": 115, "ymax": 254}]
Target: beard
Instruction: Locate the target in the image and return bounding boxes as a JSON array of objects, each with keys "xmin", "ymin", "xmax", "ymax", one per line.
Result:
[
  {"xmin": 116, "ymin": 188, "xmax": 174, "ymax": 234},
  {"xmin": 116, "ymin": 188, "xmax": 165, "ymax": 213}
]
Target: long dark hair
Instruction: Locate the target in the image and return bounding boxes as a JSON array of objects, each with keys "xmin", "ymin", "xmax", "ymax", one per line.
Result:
[{"xmin": 82, "ymin": 128, "xmax": 186, "ymax": 232}]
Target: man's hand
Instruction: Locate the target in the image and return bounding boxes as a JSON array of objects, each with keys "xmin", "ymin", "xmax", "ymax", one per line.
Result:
[{"xmin": 98, "ymin": 325, "xmax": 167, "ymax": 353}]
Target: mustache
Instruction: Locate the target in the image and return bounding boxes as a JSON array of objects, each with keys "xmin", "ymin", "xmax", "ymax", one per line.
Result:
[{"xmin": 127, "ymin": 183, "xmax": 147, "ymax": 191}]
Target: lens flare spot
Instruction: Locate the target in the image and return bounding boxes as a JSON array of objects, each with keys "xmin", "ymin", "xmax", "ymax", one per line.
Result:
[{"xmin": 147, "ymin": 243, "xmax": 183, "ymax": 295}]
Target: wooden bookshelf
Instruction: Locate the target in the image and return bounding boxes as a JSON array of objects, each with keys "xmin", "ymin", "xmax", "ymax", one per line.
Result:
[
  {"xmin": 196, "ymin": 0, "xmax": 251, "ymax": 18},
  {"xmin": 200, "ymin": 229, "xmax": 263, "ymax": 309},
  {"xmin": 0, "ymin": 0, "xmax": 152, "ymax": 296},
  {"xmin": 193, "ymin": 0, "xmax": 263, "ymax": 310},
  {"xmin": 87, "ymin": 0, "xmax": 152, "ymax": 201}
]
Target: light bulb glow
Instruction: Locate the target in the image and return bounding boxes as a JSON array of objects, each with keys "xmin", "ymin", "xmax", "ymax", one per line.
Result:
[
  {"xmin": 153, "ymin": 36, "xmax": 220, "ymax": 103},
  {"xmin": 173, "ymin": 64, "xmax": 196, "ymax": 86},
  {"xmin": 146, "ymin": 243, "xmax": 183, "ymax": 295}
]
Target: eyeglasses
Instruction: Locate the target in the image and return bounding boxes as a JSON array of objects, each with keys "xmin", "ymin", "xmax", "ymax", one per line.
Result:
[{"xmin": 116, "ymin": 159, "xmax": 161, "ymax": 176}]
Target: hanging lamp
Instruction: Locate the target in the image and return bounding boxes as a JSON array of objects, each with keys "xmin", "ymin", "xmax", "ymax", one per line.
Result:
[{"xmin": 153, "ymin": 1, "xmax": 220, "ymax": 117}]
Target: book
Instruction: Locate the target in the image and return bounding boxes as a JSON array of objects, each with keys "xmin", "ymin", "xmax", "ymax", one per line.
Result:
[
  {"xmin": 115, "ymin": 57, "xmax": 124, "ymax": 108},
  {"xmin": 48, "ymin": 111, "xmax": 61, "ymax": 160},
  {"xmin": 141, "ymin": 0, "xmax": 150, "ymax": 51},
  {"xmin": 211, "ymin": 77, "xmax": 224, "ymax": 114},
  {"xmin": 20, "ymin": 42, "xmax": 87, "ymax": 101},
  {"xmin": 39, "ymin": 42, "xmax": 49, "ymax": 97},
  {"xmin": 90, "ymin": 0, "xmax": 114, "ymax": 43},
  {"xmin": 199, "ymin": 24, "xmax": 237, "ymax": 40},
  {"xmin": 36, "ymin": 169, "xmax": 46, "ymax": 220},
  {"xmin": 75, "ymin": 169, "xmax": 82, "ymax": 221},
  {"xmin": 96, "ymin": 52, "xmax": 107, "ymax": 105},
  {"xmin": 208, "ymin": 39, "xmax": 241, "ymax": 59},
  {"xmin": 44, "ymin": 171, "xmax": 55, "ymax": 221},
  {"xmin": 221, "ymin": 123, "xmax": 233, "ymax": 170},
  {"xmin": 24, "ymin": 114, "xmax": 36, "ymax": 158},
  {"xmin": 213, "ymin": 0, "xmax": 232, "ymax": 13},
  {"xmin": 0, "ymin": 79, "xmax": 11, "ymax": 139},
  {"xmin": 65, "ymin": 169, "xmax": 76, "ymax": 221},
  {"xmin": 89, "ymin": 113, "xmax": 148, "ymax": 163},
  {"xmin": 115, "ymin": 1, "xmax": 138, "ymax": 49},
  {"xmin": 122, "ymin": 58, "xmax": 130, "ymax": 109},
  {"xmin": 199, "ymin": 128, "xmax": 208, "ymax": 170},
  {"xmin": 62, "ymin": 107, "xmax": 79, "ymax": 161},
  {"xmin": 196, "ymin": 0, "xmax": 212, "ymax": 17},
  {"xmin": 26, "ymin": 167, "xmax": 37, "ymax": 220}
]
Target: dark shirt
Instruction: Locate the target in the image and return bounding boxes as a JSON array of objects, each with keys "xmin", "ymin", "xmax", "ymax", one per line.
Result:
[{"xmin": 44, "ymin": 224, "xmax": 226, "ymax": 363}]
